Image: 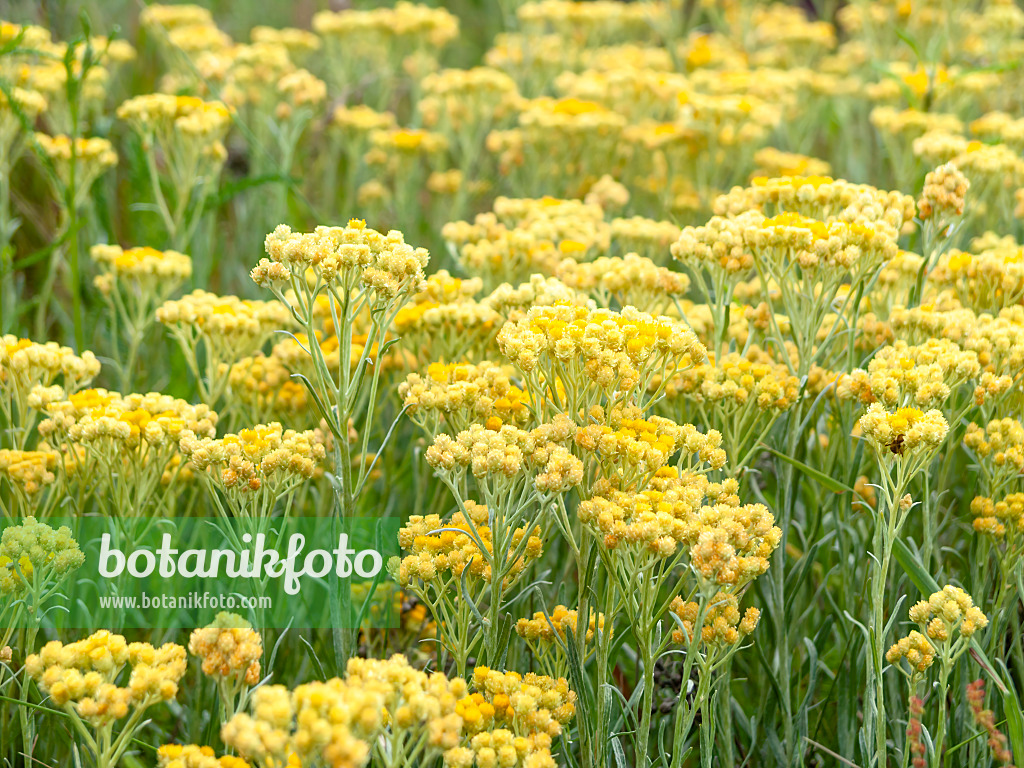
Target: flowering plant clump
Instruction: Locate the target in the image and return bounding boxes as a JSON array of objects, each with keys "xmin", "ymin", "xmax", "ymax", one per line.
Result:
[
  {"xmin": 179, "ymin": 422, "xmax": 324, "ymax": 520},
  {"xmin": 8, "ymin": 2, "xmax": 1024, "ymax": 768},
  {"xmin": 189, "ymin": 612, "xmax": 263, "ymax": 721},
  {"xmin": 26, "ymin": 631, "xmax": 187, "ymax": 768},
  {"xmin": 36, "ymin": 388, "xmax": 218, "ymax": 515},
  {"xmin": 1, "ymin": 336, "xmax": 100, "ymax": 449},
  {"xmin": 156, "ymin": 291, "xmax": 291, "ymax": 409}
]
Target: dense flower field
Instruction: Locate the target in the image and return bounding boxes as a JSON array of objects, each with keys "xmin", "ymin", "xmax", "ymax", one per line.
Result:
[{"xmin": 2, "ymin": 0, "xmax": 1024, "ymax": 767}]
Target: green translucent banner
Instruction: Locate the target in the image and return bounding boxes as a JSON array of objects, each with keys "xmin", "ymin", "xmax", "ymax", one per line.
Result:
[{"xmin": 0, "ymin": 515, "xmax": 400, "ymax": 630}]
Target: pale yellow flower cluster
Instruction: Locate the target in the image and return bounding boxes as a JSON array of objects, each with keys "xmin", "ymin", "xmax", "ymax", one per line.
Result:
[
  {"xmin": 227, "ymin": 354, "xmax": 308, "ymax": 423},
  {"xmin": 393, "ymin": 271, "xmax": 499, "ymax": 363},
  {"xmin": 496, "ymin": 304, "xmax": 706, "ymax": 415},
  {"xmin": 555, "ymin": 253, "xmax": 689, "ymax": 314},
  {"xmin": 918, "ymin": 163, "xmax": 969, "ymax": 221},
  {"xmin": 313, "ymin": 2, "xmax": 458, "ymax": 48},
  {"xmin": 399, "ymin": 361, "xmax": 532, "ymax": 436},
  {"xmin": 90, "ymin": 244, "xmax": 192, "ymax": 299},
  {"xmin": 221, "ymin": 678, "xmax": 381, "ymax": 768},
  {"xmin": 932, "ymin": 233, "xmax": 1024, "ymax": 313},
  {"xmin": 516, "ymin": 0, "xmax": 666, "ymax": 46},
  {"xmin": 686, "ymin": 501, "xmax": 782, "ymax": 589},
  {"xmin": 471, "ymin": 666, "xmax": 575, "ymax": 739},
  {"xmin": 482, "ymin": 275, "xmax": 592, "ymax": 323},
  {"xmin": 1, "ymin": 335, "xmax": 100, "ymax": 400},
  {"xmin": 189, "ymin": 613, "xmax": 263, "ymax": 687},
  {"xmin": 554, "ymin": 68, "xmax": 688, "ymax": 121},
  {"xmin": 669, "ymin": 591, "xmax": 760, "ymax": 647},
  {"xmin": 515, "ymin": 605, "xmax": 606, "ymax": 644},
  {"xmin": 33, "ymin": 134, "xmax": 117, "ymax": 203},
  {"xmin": 425, "ymin": 420, "xmax": 583, "ymax": 494},
  {"xmin": 443, "ymin": 197, "xmax": 610, "ymax": 291},
  {"xmin": 858, "ymin": 404, "xmax": 950, "ymax": 458},
  {"xmin": 837, "ymin": 339, "xmax": 983, "ymax": 409},
  {"xmin": 398, "ymin": 500, "xmax": 543, "ymax": 586},
  {"xmin": 578, "ymin": 467, "xmax": 710, "ymax": 555},
  {"xmin": 0, "ymin": 449, "xmax": 58, "ymax": 495},
  {"xmin": 250, "ymin": 25, "xmax": 318, "ymax": 54},
  {"xmin": 909, "ymin": 586, "xmax": 988, "ymax": 643},
  {"xmin": 751, "ymin": 147, "xmax": 831, "ymax": 180},
  {"xmin": 672, "ymin": 214, "xmax": 756, "ymax": 279},
  {"xmin": 38, "ymin": 388, "xmax": 218, "ymax": 456},
  {"xmin": 139, "ymin": 4, "xmax": 214, "ymax": 32},
  {"xmin": 157, "ymin": 291, "xmax": 289, "ymax": 349},
  {"xmin": 117, "ymin": 94, "xmax": 231, "ymax": 145},
  {"xmin": 26, "ymin": 631, "xmax": 186, "ymax": 727},
  {"xmin": 254, "ymin": 219, "xmax": 428, "ymax": 301},
  {"xmin": 179, "ymin": 422, "xmax": 324, "ymax": 496},
  {"xmin": 665, "ymin": 347, "xmax": 800, "ymax": 413},
  {"xmin": 576, "ymin": 407, "xmax": 720, "ymax": 487},
  {"xmin": 419, "ymin": 67, "xmax": 521, "ymax": 134},
  {"xmin": 714, "ymin": 176, "xmax": 916, "ymax": 234}
]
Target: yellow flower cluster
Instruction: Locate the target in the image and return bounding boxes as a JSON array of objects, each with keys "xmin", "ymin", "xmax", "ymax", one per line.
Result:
[
  {"xmin": 39, "ymin": 388, "xmax": 217, "ymax": 454},
  {"xmin": 33, "ymin": 134, "xmax": 118, "ymax": 194},
  {"xmin": 555, "ymin": 253, "xmax": 690, "ymax": 314},
  {"xmin": 393, "ymin": 271, "xmax": 499, "ymax": 363},
  {"xmin": 516, "ymin": 0, "xmax": 665, "ymax": 46},
  {"xmin": 227, "ymin": 354, "xmax": 308, "ymax": 423},
  {"xmin": 90, "ymin": 244, "xmax": 192, "ymax": 298},
  {"xmin": 26, "ymin": 631, "xmax": 186, "ymax": 727},
  {"xmin": 665, "ymin": 347, "xmax": 800, "ymax": 413},
  {"xmin": 179, "ymin": 422, "xmax": 325, "ymax": 497},
  {"xmin": 515, "ymin": 605, "xmax": 606, "ymax": 644},
  {"xmin": 837, "ymin": 339, "xmax": 983, "ymax": 409},
  {"xmin": 471, "ymin": 666, "xmax": 576, "ymax": 738},
  {"xmin": 0, "ymin": 515, "xmax": 84, "ymax": 595},
  {"xmin": 858, "ymin": 404, "xmax": 950, "ymax": 459},
  {"xmin": 221, "ymin": 678, "xmax": 381, "ymax": 768},
  {"xmin": 419, "ymin": 67, "xmax": 521, "ymax": 135},
  {"xmin": 885, "ymin": 631, "xmax": 936, "ymax": 675},
  {"xmin": 189, "ymin": 613, "xmax": 263, "ymax": 688},
  {"xmin": 932, "ymin": 234, "xmax": 1024, "ymax": 313},
  {"xmin": 964, "ymin": 418, "xmax": 1024, "ymax": 490},
  {"xmin": 714, "ymin": 176, "xmax": 916, "ymax": 233},
  {"xmin": 918, "ymin": 163, "xmax": 969, "ymax": 221},
  {"xmin": 669, "ymin": 591, "xmax": 760, "ymax": 647},
  {"xmin": 888, "ymin": 586, "xmax": 988, "ymax": 676},
  {"xmin": 156, "ymin": 744, "xmax": 249, "ymax": 768},
  {"xmin": 156, "ymin": 291, "xmax": 289, "ymax": 353},
  {"xmin": 686, "ymin": 501, "xmax": 782, "ymax": 589},
  {"xmin": 117, "ymin": 94, "xmax": 231, "ymax": 144},
  {"xmin": 313, "ymin": 3, "xmax": 458, "ymax": 49},
  {"xmin": 577, "ymin": 468, "xmax": 710, "ymax": 555},
  {"xmin": 576, "ymin": 407, "xmax": 720, "ymax": 487},
  {"xmin": 1, "ymin": 335, "xmax": 100, "ymax": 405},
  {"xmin": 398, "ymin": 500, "xmax": 543, "ymax": 586},
  {"xmin": 971, "ymin": 493, "xmax": 1024, "ymax": 558},
  {"xmin": 443, "ymin": 198, "xmax": 610, "ymax": 292},
  {"xmin": 0, "ymin": 449, "xmax": 58, "ymax": 495},
  {"xmin": 496, "ymin": 303, "xmax": 706, "ymax": 415},
  {"xmin": 157, "ymin": 290, "xmax": 291, "ymax": 405},
  {"xmin": 254, "ymin": 220, "xmax": 429, "ymax": 301},
  {"xmin": 483, "ymin": 275, "xmax": 592, "ymax": 323},
  {"xmin": 400, "ymin": 361, "xmax": 532, "ymax": 436},
  {"xmin": 751, "ymin": 148, "xmax": 831, "ymax": 180},
  {"xmin": 428, "ymin": 419, "xmax": 583, "ymax": 494}
]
